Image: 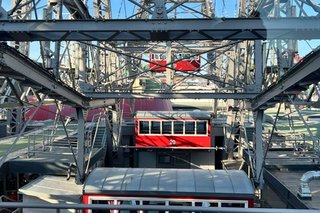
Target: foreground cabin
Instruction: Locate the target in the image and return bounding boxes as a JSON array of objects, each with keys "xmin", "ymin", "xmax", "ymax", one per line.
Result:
[{"xmin": 83, "ymin": 167, "xmax": 255, "ymax": 213}]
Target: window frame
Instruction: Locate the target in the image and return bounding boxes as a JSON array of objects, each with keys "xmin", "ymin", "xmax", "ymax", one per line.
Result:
[
  {"xmin": 87, "ymin": 196, "xmax": 249, "ymax": 213},
  {"xmin": 138, "ymin": 119, "xmax": 208, "ymax": 136},
  {"xmin": 161, "ymin": 120, "xmax": 173, "ymax": 135},
  {"xmin": 196, "ymin": 120, "xmax": 208, "ymax": 135},
  {"xmin": 139, "ymin": 121, "xmax": 150, "ymax": 134},
  {"xmin": 173, "ymin": 120, "xmax": 184, "ymax": 135},
  {"xmin": 150, "ymin": 121, "xmax": 161, "ymax": 134},
  {"xmin": 184, "ymin": 121, "xmax": 196, "ymax": 135}
]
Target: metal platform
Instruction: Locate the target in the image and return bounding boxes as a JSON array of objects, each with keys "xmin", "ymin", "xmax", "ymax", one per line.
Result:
[
  {"xmin": 19, "ymin": 175, "xmax": 82, "ymax": 213},
  {"xmin": 0, "ymin": 122, "xmax": 107, "ymax": 176},
  {"xmin": 263, "ymin": 150, "xmax": 320, "ymax": 209}
]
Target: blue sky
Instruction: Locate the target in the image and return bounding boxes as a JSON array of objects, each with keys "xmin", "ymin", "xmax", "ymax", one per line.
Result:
[{"xmin": 0, "ymin": 0, "xmax": 243, "ymax": 18}]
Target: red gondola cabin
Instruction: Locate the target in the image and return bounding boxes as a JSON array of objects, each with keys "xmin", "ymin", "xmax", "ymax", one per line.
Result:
[
  {"xmin": 149, "ymin": 53, "xmax": 201, "ymax": 72},
  {"xmin": 83, "ymin": 168, "xmax": 255, "ymax": 213}
]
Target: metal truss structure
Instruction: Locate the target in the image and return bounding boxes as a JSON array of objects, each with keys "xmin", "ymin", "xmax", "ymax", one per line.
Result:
[{"xmin": 0, "ymin": 0, "xmax": 320, "ymax": 193}]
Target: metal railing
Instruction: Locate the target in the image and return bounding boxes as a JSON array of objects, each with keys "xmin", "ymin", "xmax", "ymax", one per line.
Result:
[
  {"xmin": 85, "ymin": 112, "xmax": 109, "ymax": 174},
  {"xmin": 26, "ymin": 125, "xmax": 78, "ymax": 156},
  {"xmin": 0, "ymin": 202, "xmax": 320, "ymax": 213}
]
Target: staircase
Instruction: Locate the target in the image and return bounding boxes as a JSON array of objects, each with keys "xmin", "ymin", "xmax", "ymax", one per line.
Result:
[
  {"xmin": 245, "ymin": 126, "xmax": 255, "ymax": 142},
  {"xmin": 92, "ymin": 126, "xmax": 107, "ymax": 149},
  {"xmin": 49, "ymin": 125, "xmax": 107, "ymax": 150},
  {"xmin": 51, "ymin": 136, "xmax": 78, "ymax": 148}
]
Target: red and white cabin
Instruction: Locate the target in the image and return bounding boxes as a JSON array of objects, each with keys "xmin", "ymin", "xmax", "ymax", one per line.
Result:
[
  {"xmin": 149, "ymin": 53, "xmax": 201, "ymax": 72},
  {"xmin": 135, "ymin": 111, "xmax": 213, "ymax": 148},
  {"xmin": 83, "ymin": 168, "xmax": 255, "ymax": 213}
]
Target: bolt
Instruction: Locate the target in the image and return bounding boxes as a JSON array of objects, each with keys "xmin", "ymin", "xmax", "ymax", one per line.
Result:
[{"xmin": 156, "ymin": 7, "xmax": 163, "ymax": 15}]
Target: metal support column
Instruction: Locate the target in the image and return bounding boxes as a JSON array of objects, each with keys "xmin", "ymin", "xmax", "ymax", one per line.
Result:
[
  {"xmin": 52, "ymin": 1, "xmax": 62, "ymax": 78},
  {"xmin": 76, "ymin": 108, "xmax": 85, "ymax": 184},
  {"xmin": 255, "ymin": 109, "xmax": 264, "ymax": 189},
  {"xmin": 254, "ymin": 40, "xmax": 263, "ymax": 92},
  {"xmin": 165, "ymin": 42, "xmax": 173, "ymax": 86},
  {"xmin": 42, "ymin": 7, "xmax": 52, "ymax": 68}
]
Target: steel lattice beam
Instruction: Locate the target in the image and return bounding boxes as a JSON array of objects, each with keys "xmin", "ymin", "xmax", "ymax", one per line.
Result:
[
  {"xmin": 0, "ymin": 43, "xmax": 116, "ymax": 108},
  {"xmin": 84, "ymin": 92, "xmax": 258, "ymax": 99},
  {"xmin": 0, "ymin": 17, "xmax": 320, "ymax": 41},
  {"xmin": 0, "ymin": 43, "xmax": 88, "ymax": 107},
  {"xmin": 251, "ymin": 47, "xmax": 320, "ymax": 110}
]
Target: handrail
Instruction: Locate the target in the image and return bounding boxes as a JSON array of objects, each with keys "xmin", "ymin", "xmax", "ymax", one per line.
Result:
[
  {"xmin": 0, "ymin": 195, "xmax": 17, "ymax": 202},
  {"xmin": 85, "ymin": 114, "xmax": 102, "ymax": 174},
  {"xmin": 0, "ymin": 202, "xmax": 319, "ymax": 213},
  {"xmin": 92, "ymin": 115, "xmax": 102, "ymax": 148},
  {"xmin": 0, "ymin": 195, "xmax": 20, "ymax": 213},
  {"xmin": 241, "ymin": 126, "xmax": 255, "ymax": 177},
  {"xmin": 85, "ymin": 111, "xmax": 109, "ymax": 174}
]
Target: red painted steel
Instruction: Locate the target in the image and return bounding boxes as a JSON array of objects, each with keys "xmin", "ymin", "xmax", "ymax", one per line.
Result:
[
  {"xmin": 121, "ymin": 99, "xmax": 172, "ymax": 121},
  {"xmin": 24, "ymin": 98, "xmax": 172, "ymax": 122}
]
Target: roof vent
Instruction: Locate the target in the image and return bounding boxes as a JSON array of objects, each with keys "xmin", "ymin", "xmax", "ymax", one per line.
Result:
[{"xmin": 297, "ymin": 171, "xmax": 320, "ymax": 199}]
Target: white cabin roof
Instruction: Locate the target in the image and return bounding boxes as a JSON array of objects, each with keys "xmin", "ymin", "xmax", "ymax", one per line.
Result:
[
  {"xmin": 83, "ymin": 168, "xmax": 254, "ymax": 198},
  {"xmin": 135, "ymin": 111, "xmax": 213, "ymax": 120}
]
